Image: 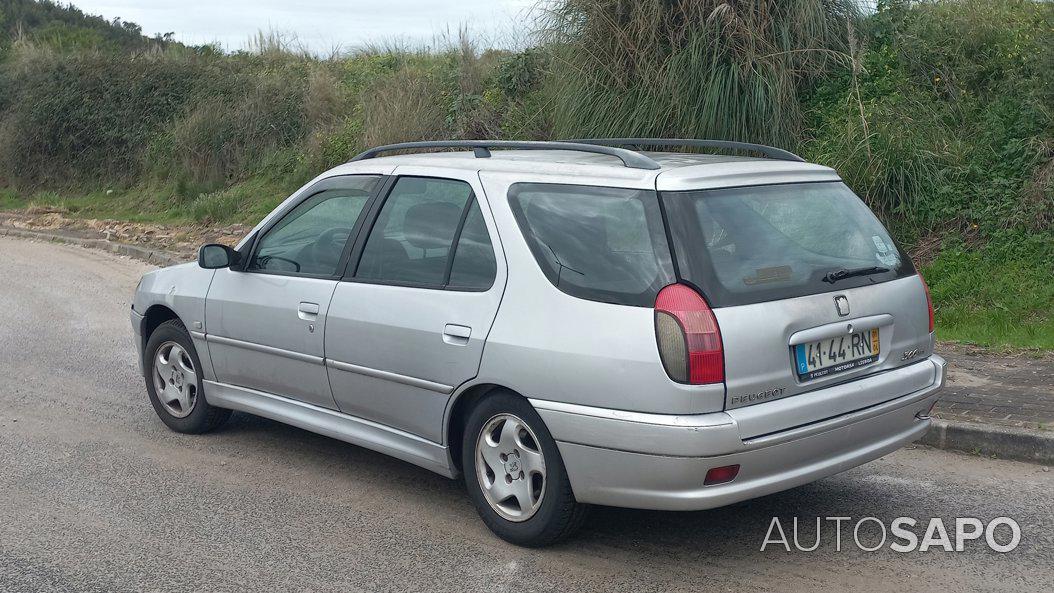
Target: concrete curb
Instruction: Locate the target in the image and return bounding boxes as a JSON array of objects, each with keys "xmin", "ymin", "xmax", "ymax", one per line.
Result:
[
  {"xmin": 920, "ymin": 419, "xmax": 1054, "ymax": 466},
  {"xmin": 0, "ymin": 225, "xmax": 184, "ymax": 267}
]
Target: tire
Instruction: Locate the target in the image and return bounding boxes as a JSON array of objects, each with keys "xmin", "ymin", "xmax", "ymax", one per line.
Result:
[
  {"xmin": 462, "ymin": 390, "xmax": 587, "ymax": 546},
  {"xmin": 144, "ymin": 319, "xmax": 231, "ymax": 434}
]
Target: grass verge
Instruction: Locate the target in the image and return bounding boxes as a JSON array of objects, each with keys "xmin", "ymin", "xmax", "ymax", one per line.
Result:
[{"xmin": 924, "ymin": 233, "xmax": 1053, "ymax": 349}]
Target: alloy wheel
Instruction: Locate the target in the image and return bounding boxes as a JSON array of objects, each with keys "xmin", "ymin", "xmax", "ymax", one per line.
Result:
[
  {"xmin": 152, "ymin": 341, "xmax": 198, "ymax": 419},
  {"xmin": 475, "ymin": 413, "xmax": 547, "ymax": 522}
]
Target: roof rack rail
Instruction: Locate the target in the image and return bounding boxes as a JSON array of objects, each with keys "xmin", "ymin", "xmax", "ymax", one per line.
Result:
[
  {"xmin": 349, "ymin": 140, "xmax": 662, "ymax": 170},
  {"xmin": 565, "ymin": 138, "xmax": 805, "ymax": 162}
]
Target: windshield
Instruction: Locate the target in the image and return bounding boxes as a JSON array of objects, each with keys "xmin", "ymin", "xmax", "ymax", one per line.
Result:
[{"xmin": 661, "ymin": 182, "xmax": 915, "ymax": 307}]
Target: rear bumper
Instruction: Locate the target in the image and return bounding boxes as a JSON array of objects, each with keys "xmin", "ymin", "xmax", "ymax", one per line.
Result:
[{"xmin": 531, "ymin": 355, "xmax": 946, "ymax": 511}]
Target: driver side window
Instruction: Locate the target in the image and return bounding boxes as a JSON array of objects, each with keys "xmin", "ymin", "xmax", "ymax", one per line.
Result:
[{"xmin": 249, "ymin": 177, "xmax": 378, "ymax": 276}]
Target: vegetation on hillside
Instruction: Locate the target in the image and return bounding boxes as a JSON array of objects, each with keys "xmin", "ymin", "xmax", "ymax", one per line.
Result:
[
  {"xmin": 0, "ymin": 0, "xmax": 1050, "ymax": 348},
  {"xmin": 803, "ymin": 0, "xmax": 1053, "ymax": 348},
  {"xmin": 0, "ymin": 0, "xmax": 168, "ymax": 52}
]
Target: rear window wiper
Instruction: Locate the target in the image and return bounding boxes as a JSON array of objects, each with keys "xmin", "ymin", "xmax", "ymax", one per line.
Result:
[
  {"xmin": 822, "ymin": 266, "xmax": 890, "ymax": 284},
  {"xmin": 539, "ymin": 240, "xmax": 584, "ymax": 286}
]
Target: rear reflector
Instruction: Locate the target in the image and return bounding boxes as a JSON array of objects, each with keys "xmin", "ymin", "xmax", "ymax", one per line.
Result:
[
  {"xmin": 655, "ymin": 284, "xmax": 724, "ymax": 384},
  {"xmin": 704, "ymin": 464, "xmax": 740, "ymax": 486},
  {"xmin": 920, "ymin": 274, "xmax": 935, "ymax": 333}
]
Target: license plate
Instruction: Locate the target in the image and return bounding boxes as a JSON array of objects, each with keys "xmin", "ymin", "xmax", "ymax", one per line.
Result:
[{"xmin": 794, "ymin": 329, "xmax": 880, "ymax": 381}]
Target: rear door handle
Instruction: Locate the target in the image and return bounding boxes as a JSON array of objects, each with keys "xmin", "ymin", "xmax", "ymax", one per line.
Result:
[
  {"xmin": 298, "ymin": 301, "xmax": 320, "ymax": 320},
  {"xmin": 443, "ymin": 324, "xmax": 472, "ymax": 346}
]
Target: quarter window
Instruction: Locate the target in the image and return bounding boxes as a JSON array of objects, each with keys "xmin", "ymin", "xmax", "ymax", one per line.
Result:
[
  {"xmin": 249, "ymin": 177, "xmax": 379, "ymax": 276},
  {"xmin": 508, "ymin": 183, "xmax": 675, "ymax": 306},
  {"xmin": 356, "ymin": 176, "xmax": 494, "ymax": 289}
]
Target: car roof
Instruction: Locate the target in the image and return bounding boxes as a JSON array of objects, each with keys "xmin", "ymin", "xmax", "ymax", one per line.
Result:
[{"xmin": 325, "ymin": 149, "xmax": 841, "ymax": 191}]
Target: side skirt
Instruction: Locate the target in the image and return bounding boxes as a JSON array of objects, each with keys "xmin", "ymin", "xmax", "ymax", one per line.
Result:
[{"xmin": 202, "ymin": 380, "xmax": 456, "ymax": 478}]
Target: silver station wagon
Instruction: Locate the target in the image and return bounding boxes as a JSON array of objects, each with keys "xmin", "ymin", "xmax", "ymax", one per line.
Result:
[{"xmin": 131, "ymin": 139, "xmax": 946, "ymax": 546}]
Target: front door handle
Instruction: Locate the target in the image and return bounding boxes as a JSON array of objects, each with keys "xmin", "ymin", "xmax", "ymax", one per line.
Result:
[
  {"xmin": 298, "ymin": 301, "xmax": 320, "ymax": 321},
  {"xmin": 443, "ymin": 324, "xmax": 472, "ymax": 346}
]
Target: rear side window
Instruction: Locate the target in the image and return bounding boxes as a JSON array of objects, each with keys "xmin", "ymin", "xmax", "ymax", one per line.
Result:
[
  {"xmin": 661, "ymin": 182, "xmax": 915, "ymax": 307},
  {"xmin": 355, "ymin": 176, "xmax": 496, "ymax": 290},
  {"xmin": 508, "ymin": 183, "xmax": 674, "ymax": 306}
]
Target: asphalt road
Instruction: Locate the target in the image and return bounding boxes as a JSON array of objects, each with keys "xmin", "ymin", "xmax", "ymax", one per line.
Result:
[{"xmin": 1, "ymin": 235, "xmax": 1051, "ymax": 593}]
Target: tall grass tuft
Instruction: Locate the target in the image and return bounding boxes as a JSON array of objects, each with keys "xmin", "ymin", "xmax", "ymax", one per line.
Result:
[
  {"xmin": 539, "ymin": 0, "xmax": 860, "ymax": 149},
  {"xmin": 362, "ymin": 64, "xmax": 448, "ymax": 146}
]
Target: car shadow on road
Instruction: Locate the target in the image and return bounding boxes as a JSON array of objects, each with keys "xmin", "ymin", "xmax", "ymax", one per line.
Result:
[
  {"xmin": 212, "ymin": 411, "xmax": 464, "ymax": 491},
  {"xmin": 210, "ymin": 412, "xmax": 959, "ymax": 558}
]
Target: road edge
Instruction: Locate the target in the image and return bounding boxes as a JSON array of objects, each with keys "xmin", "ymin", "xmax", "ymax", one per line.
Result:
[
  {"xmin": 0, "ymin": 224, "xmax": 183, "ymax": 267},
  {"xmin": 920, "ymin": 419, "xmax": 1054, "ymax": 466}
]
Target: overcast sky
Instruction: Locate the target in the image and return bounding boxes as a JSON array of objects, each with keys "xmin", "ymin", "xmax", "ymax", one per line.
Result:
[{"xmin": 70, "ymin": 0, "xmax": 541, "ymax": 53}]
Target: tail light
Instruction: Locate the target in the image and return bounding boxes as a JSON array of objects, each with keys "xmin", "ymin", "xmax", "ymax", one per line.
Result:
[
  {"xmin": 920, "ymin": 274, "xmax": 935, "ymax": 333},
  {"xmin": 654, "ymin": 283, "xmax": 724, "ymax": 384}
]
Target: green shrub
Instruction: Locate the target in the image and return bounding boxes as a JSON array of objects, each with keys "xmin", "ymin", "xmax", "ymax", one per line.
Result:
[
  {"xmin": 308, "ymin": 114, "xmax": 366, "ymax": 171},
  {"xmin": 0, "ymin": 47, "xmax": 202, "ymax": 186},
  {"xmin": 490, "ymin": 49, "xmax": 552, "ymax": 139},
  {"xmin": 164, "ymin": 69, "xmax": 309, "ymax": 185},
  {"xmin": 804, "ymin": 0, "xmax": 1052, "ymax": 238}
]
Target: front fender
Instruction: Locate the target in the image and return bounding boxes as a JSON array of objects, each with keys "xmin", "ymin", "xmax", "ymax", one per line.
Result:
[
  {"xmin": 132, "ymin": 263, "xmax": 217, "ymax": 379},
  {"xmin": 133, "ymin": 263, "xmax": 215, "ymax": 330}
]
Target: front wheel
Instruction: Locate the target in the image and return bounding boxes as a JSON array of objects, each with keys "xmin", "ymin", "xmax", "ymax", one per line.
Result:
[
  {"xmin": 462, "ymin": 391, "xmax": 587, "ymax": 546},
  {"xmin": 144, "ymin": 319, "xmax": 231, "ymax": 434}
]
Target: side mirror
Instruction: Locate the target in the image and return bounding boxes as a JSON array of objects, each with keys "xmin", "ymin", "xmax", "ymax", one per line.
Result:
[{"xmin": 198, "ymin": 244, "xmax": 237, "ymax": 269}]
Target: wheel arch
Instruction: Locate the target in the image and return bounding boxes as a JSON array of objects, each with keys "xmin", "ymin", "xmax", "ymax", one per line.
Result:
[
  {"xmin": 140, "ymin": 305, "xmax": 188, "ymax": 368},
  {"xmin": 445, "ymin": 383, "xmax": 538, "ymax": 475},
  {"xmin": 140, "ymin": 303, "xmax": 221, "ymax": 390},
  {"xmin": 142, "ymin": 304, "xmax": 181, "ymax": 345}
]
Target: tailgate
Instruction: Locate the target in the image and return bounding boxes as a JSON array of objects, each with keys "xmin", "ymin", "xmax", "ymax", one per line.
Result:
[
  {"xmin": 714, "ymin": 275, "xmax": 934, "ymax": 424},
  {"xmin": 659, "ymin": 180, "xmax": 933, "ymax": 422}
]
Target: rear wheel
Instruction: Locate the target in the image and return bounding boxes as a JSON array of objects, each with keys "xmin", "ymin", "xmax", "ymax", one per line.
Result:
[
  {"xmin": 462, "ymin": 391, "xmax": 587, "ymax": 546},
  {"xmin": 144, "ymin": 319, "xmax": 230, "ymax": 434}
]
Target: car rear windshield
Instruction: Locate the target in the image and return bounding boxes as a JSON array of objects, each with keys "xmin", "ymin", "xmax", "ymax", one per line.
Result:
[
  {"xmin": 661, "ymin": 182, "xmax": 915, "ymax": 308},
  {"xmin": 508, "ymin": 183, "xmax": 675, "ymax": 306}
]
